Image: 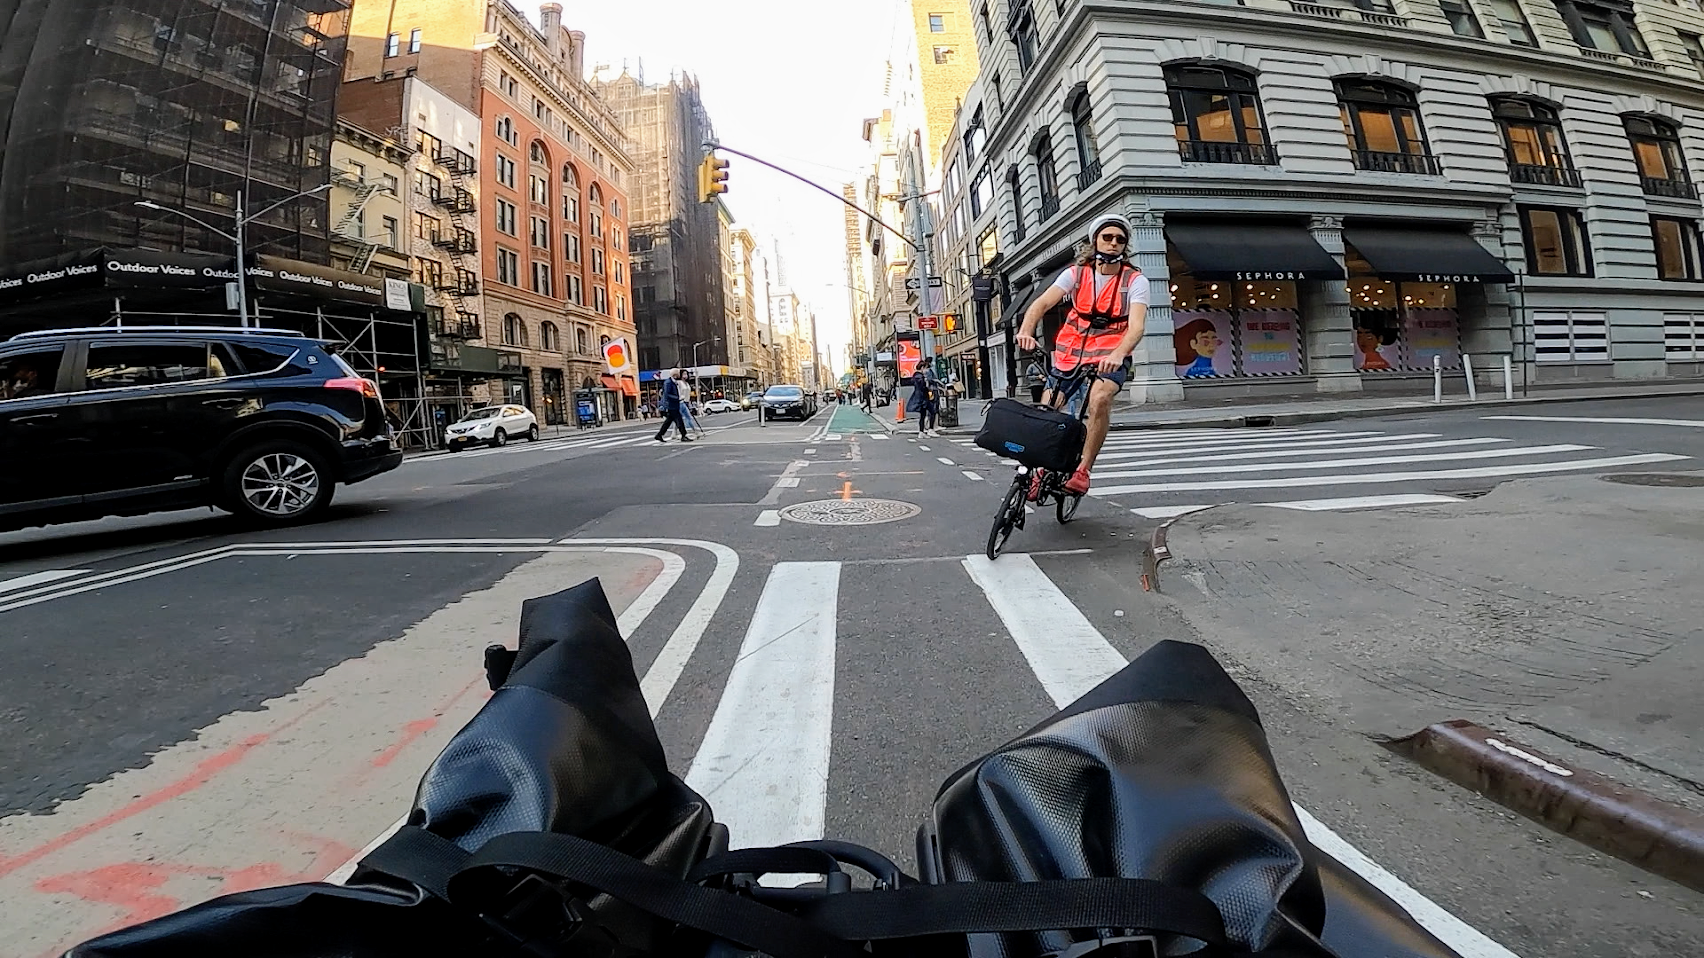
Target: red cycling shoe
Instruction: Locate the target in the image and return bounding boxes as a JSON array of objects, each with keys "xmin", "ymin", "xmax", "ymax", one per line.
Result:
[
  {"xmin": 1064, "ymin": 468, "xmax": 1091, "ymax": 495},
  {"xmin": 1027, "ymin": 469, "xmax": 1046, "ymax": 502}
]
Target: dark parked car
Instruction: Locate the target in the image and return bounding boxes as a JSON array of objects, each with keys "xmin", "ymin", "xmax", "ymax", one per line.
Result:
[{"xmin": 0, "ymin": 326, "xmax": 403, "ymax": 531}]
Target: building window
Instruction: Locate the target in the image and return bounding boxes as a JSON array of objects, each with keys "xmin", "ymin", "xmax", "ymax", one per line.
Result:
[
  {"xmin": 1336, "ymin": 80, "xmax": 1439, "ymax": 174},
  {"xmin": 593, "ymin": 248, "xmax": 606, "ymax": 275},
  {"xmin": 416, "ymin": 171, "xmax": 443, "ymax": 199},
  {"xmin": 1485, "ymin": 0, "xmax": 1538, "ymax": 45},
  {"xmin": 970, "ymin": 168, "xmax": 992, "ymax": 217},
  {"xmin": 594, "ymin": 286, "xmax": 609, "ymax": 313},
  {"xmin": 533, "ymin": 261, "xmax": 554, "ymax": 297},
  {"xmin": 414, "ymin": 212, "xmax": 440, "ymax": 241},
  {"xmin": 503, "ymin": 314, "xmax": 528, "ymax": 347},
  {"xmin": 408, "ymin": 28, "xmax": 421, "ymax": 53},
  {"xmin": 531, "ymin": 216, "xmax": 550, "ymax": 249},
  {"xmin": 496, "ymin": 199, "xmax": 517, "ymax": 236},
  {"xmin": 1681, "ymin": 32, "xmax": 1704, "ymax": 79},
  {"xmin": 615, "ymin": 260, "xmax": 625, "ymax": 283},
  {"xmin": 1493, "ymin": 98, "xmax": 1580, "ymax": 187},
  {"xmin": 1651, "ymin": 216, "xmax": 1703, "ymax": 279},
  {"xmin": 617, "ymin": 295, "xmax": 627, "ymax": 322},
  {"xmin": 379, "ymin": 173, "xmax": 398, "ymax": 195},
  {"xmin": 929, "ymin": 12, "xmax": 947, "ymax": 30},
  {"xmin": 1519, "ymin": 205, "xmax": 1593, "ymax": 276},
  {"xmin": 417, "ymin": 258, "xmax": 443, "ymax": 288},
  {"xmin": 1439, "ymin": 0, "xmax": 1486, "ymax": 37},
  {"xmin": 502, "ymin": 72, "xmax": 519, "ymax": 97},
  {"xmin": 566, "ymin": 232, "xmax": 581, "ymax": 263},
  {"xmin": 963, "ymin": 108, "xmax": 986, "ymax": 162},
  {"xmin": 611, "ymin": 198, "xmax": 621, "ymax": 218},
  {"xmin": 530, "ymin": 141, "xmax": 547, "ymax": 164},
  {"xmin": 497, "ymin": 247, "xmax": 520, "ymax": 285},
  {"xmin": 933, "ymin": 46, "xmax": 956, "ymax": 64},
  {"xmin": 416, "ymin": 130, "xmax": 441, "ymax": 157},
  {"xmin": 1665, "ymin": 312, "xmax": 1704, "ymax": 359},
  {"xmin": 1070, "ymin": 87, "xmax": 1102, "ymax": 187},
  {"xmin": 530, "ymin": 174, "xmax": 549, "ymax": 205},
  {"xmin": 1034, "ymin": 135, "xmax": 1060, "ymax": 218},
  {"xmin": 381, "ymin": 216, "xmax": 398, "ymax": 249},
  {"xmin": 495, "ymin": 116, "xmax": 517, "ymax": 146},
  {"xmin": 568, "ymin": 275, "xmax": 583, "ymax": 305},
  {"xmin": 1552, "ymin": 0, "xmax": 1649, "ymax": 56},
  {"xmin": 496, "ymin": 155, "xmax": 516, "ymax": 188},
  {"xmin": 1626, "ymin": 116, "xmax": 1696, "ymax": 198},
  {"xmin": 977, "ymin": 226, "xmax": 998, "ymax": 270},
  {"xmin": 1008, "ymin": 165, "xmax": 1026, "ymax": 243},
  {"xmin": 1167, "ymin": 64, "xmax": 1276, "ymax": 165},
  {"xmin": 541, "ymin": 322, "xmax": 560, "ymax": 351},
  {"xmin": 385, "ymin": 33, "xmax": 399, "ymax": 57},
  {"xmin": 591, "ymin": 211, "xmax": 603, "ymax": 238},
  {"xmin": 1532, "ymin": 311, "xmax": 1608, "ymax": 362},
  {"xmin": 1009, "ymin": 2, "xmax": 1039, "ymax": 72}
]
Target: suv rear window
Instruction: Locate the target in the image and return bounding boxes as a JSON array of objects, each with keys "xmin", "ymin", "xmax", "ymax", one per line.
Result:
[
  {"xmin": 0, "ymin": 347, "xmax": 64, "ymax": 401},
  {"xmin": 230, "ymin": 341, "xmax": 309, "ymax": 376},
  {"xmin": 84, "ymin": 343, "xmax": 223, "ymax": 390}
]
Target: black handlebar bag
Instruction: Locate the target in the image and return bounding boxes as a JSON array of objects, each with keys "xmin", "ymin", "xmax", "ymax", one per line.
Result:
[
  {"xmin": 974, "ymin": 397, "xmax": 1085, "ymax": 473},
  {"xmin": 918, "ymin": 640, "xmax": 1463, "ymax": 958},
  {"xmin": 65, "ymin": 579, "xmax": 719, "ymax": 958}
]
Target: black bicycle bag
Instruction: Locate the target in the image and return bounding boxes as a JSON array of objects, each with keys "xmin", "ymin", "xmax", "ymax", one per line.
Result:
[{"xmin": 975, "ymin": 398, "xmax": 1085, "ymax": 473}]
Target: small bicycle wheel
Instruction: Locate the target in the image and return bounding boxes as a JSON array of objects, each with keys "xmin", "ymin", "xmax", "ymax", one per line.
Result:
[
  {"xmin": 986, "ymin": 479, "xmax": 1027, "ymax": 560},
  {"xmin": 1056, "ymin": 491, "xmax": 1082, "ymax": 524}
]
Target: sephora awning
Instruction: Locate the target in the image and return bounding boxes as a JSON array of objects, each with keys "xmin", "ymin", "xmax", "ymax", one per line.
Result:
[
  {"xmin": 1343, "ymin": 228, "xmax": 1516, "ymax": 284},
  {"xmin": 1165, "ymin": 222, "xmax": 1345, "ymax": 281}
]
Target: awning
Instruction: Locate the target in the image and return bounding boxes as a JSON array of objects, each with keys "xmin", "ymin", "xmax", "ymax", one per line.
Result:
[
  {"xmin": 1343, "ymin": 228, "xmax": 1516, "ymax": 284},
  {"xmin": 1166, "ymin": 222, "xmax": 1344, "ymax": 281},
  {"xmin": 599, "ymin": 374, "xmax": 621, "ymax": 391},
  {"xmin": 619, "ymin": 375, "xmax": 639, "ymax": 397}
]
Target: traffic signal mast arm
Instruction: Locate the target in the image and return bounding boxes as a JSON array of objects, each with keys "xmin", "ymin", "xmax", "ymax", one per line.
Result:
[{"xmin": 701, "ymin": 141, "xmax": 919, "ymax": 253}]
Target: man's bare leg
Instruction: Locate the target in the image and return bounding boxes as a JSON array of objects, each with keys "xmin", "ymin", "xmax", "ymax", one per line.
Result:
[{"xmin": 1077, "ymin": 379, "xmax": 1120, "ymax": 473}]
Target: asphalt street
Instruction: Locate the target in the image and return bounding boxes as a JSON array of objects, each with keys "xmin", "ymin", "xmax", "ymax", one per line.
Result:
[{"xmin": 2, "ymin": 397, "xmax": 1701, "ymax": 957}]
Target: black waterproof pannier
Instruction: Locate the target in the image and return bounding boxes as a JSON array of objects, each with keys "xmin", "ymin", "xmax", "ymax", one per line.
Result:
[{"xmin": 974, "ymin": 398, "xmax": 1085, "ymax": 472}]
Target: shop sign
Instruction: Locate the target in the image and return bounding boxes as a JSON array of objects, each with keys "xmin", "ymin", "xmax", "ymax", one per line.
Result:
[
  {"xmin": 1414, "ymin": 274, "xmax": 1475, "ymax": 283},
  {"xmin": 1234, "ymin": 271, "xmax": 1305, "ymax": 281}
]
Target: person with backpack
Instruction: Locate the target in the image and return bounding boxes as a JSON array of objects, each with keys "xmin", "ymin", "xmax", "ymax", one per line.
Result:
[{"xmin": 653, "ymin": 369, "xmax": 692, "ymax": 443}]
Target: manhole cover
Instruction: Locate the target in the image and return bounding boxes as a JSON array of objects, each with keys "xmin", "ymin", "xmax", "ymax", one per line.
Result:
[
  {"xmin": 779, "ymin": 498, "xmax": 922, "ymax": 525},
  {"xmin": 1601, "ymin": 473, "xmax": 1704, "ymax": 488}
]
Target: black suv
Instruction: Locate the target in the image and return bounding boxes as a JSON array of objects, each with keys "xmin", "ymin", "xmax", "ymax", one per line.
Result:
[{"xmin": 0, "ymin": 327, "xmax": 403, "ymax": 531}]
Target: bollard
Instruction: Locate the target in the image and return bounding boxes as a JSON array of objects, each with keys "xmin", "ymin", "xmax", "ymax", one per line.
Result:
[
  {"xmin": 1462, "ymin": 353, "xmax": 1478, "ymax": 401},
  {"xmin": 1433, "ymin": 355, "xmax": 1443, "ymax": 403},
  {"xmin": 1503, "ymin": 355, "xmax": 1514, "ymax": 400}
]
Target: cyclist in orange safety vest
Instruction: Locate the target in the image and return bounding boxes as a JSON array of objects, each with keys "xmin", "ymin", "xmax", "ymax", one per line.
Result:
[{"xmin": 1015, "ymin": 213, "xmax": 1150, "ymax": 496}]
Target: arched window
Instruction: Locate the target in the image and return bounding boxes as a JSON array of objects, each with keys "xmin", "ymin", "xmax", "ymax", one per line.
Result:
[
  {"xmin": 1007, "ymin": 165, "xmax": 1026, "ymax": 244},
  {"xmin": 503, "ymin": 313, "xmax": 528, "ymax": 347},
  {"xmin": 1031, "ymin": 132, "xmax": 1059, "ymax": 218},
  {"xmin": 1069, "ymin": 87, "xmax": 1101, "ymax": 187},
  {"xmin": 1491, "ymin": 98, "xmax": 1578, "ymax": 187},
  {"xmin": 562, "ymin": 164, "xmax": 579, "ymax": 187},
  {"xmin": 1334, "ymin": 80, "xmax": 1437, "ymax": 174},
  {"xmin": 562, "ymin": 164, "xmax": 581, "ymax": 223},
  {"xmin": 540, "ymin": 321, "xmax": 560, "ymax": 351},
  {"xmin": 1625, "ymin": 116, "xmax": 1694, "ymax": 197},
  {"xmin": 576, "ymin": 327, "xmax": 591, "ymax": 355},
  {"xmin": 530, "ymin": 140, "xmax": 548, "ymax": 164},
  {"xmin": 1165, "ymin": 64, "xmax": 1273, "ymax": 165},
  {"xmin": 588, "ymin": 183, "xmax": 603, "ymax": 204}
]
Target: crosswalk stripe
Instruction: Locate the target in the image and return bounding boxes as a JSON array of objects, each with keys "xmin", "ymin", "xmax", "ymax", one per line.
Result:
[
  {"xmin": 1094, "ymin": 443, "xmax": 1594, "ymax": 480},
  {"xmin": 1114, "ymin": 436, "xmax": 1502, "ymax": 468},
  {"xmin": 1133, "ymin": 494, "xmax": 1464, "ymax": 518},
  {"xmin": 1098, "ymin": 428, "xmax": 1353, "ymax": 447},
  {"xmin": 1094, "ymin": 430, "xmax": 1385, "ymax": 456},
  {"xmin": 1131, "ymin": 505, "xmax": 1215, "ymax": 519},
  {"xmin": 1094, "ymin": 452, "xmax": 1689, "ymax": 495},
  {"xmin": 685, "ymin": 562, "xmax": 839, "ymax": 852},
  {"xmin": 962, "ymin": 554, "xmax": 1127, "ymax": 707},
  {"xmin": 1096, "ymin": 432, "xmax": 1446, "ymax": 461},
  {"xmin": 0, "ymin": 570, "xmax": 86, "ymax": 594}
]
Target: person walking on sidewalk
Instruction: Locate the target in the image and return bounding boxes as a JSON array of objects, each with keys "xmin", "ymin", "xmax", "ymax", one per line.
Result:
[
  {"xmin": 653, "ymin": 369, "xmax": 693, "ymax": 443},
  {"xmin": 1015, "ymin": 212, "xmax": 1149, "ymax": 495},
  {"xmin": 906, "ymin": 365, "xmax": 936, "ymax": 437},
  {"xmin": 860, "ymin": 380, "xmax": 873, "ymax": 413}
]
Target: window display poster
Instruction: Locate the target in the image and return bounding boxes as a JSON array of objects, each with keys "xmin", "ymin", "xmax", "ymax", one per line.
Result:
[
  {"xmin": 1404, "ymin": 308, "xmax": 1461, "ymax": 369},
  {"xmin": 897, "ymin": 339, "xmax": 922, "ymax": 379},
  {"xmin": 1353, "ymin": 310, "xmax": 1402, "ymax": 371},
  {"xmin": 1173, "ymin": 310, "xmax": 1234, "ymax": 379},
  {"xmin": 1236, "ymin": 309, "xmax": 1302, "ymax": 376}
]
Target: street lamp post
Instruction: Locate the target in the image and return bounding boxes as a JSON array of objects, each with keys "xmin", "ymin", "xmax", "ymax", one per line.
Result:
[{"xmin": 135, "ymin": 184, "xmax": 332, "ymax": 328}]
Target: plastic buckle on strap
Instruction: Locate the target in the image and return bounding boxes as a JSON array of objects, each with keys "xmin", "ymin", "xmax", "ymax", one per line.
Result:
[
  {"xmin": 1048, "ymin": 934, "xmax": 1160, "ymax": 958},
  {"xmin": 478, "ymin": 872, "xmax": 627, "ymax": 958}
]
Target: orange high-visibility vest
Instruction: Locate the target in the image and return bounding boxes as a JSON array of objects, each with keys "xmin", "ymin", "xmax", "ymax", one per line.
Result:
[{"xmin": 1054, "ymin": 264, "xmax": 1139, "ymax": 370}]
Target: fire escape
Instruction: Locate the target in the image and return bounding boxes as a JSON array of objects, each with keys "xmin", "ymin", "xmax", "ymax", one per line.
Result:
[
  {"xmin": 331, "ymin": 168, "xmax": 383, "ymax": 273},
  {"xmin": 430, "ymin": 146, "xmax": 481, "ymax": 338}
]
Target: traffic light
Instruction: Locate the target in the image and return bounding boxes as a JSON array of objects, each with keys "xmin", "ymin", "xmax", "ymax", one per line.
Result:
[
  {"xmin": 697, "ymin": 152, "xmax": 730, "ymax": 203},
  {"xmin": 943, "ymin": 313, "xmax": 958, "ymax": 332}
]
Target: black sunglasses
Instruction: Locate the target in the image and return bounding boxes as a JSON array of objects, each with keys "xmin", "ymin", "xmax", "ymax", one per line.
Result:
[{"xmin": 1099, "ymin": 232, "xmax": 1128, "ymax": 244}]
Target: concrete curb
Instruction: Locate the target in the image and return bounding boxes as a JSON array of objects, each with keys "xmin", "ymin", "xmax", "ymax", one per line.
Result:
[
  {"xmin": 1389, "ymin": 720, "xmax": 1704, "ymax": 893},
  {"xmin": 1139, "ymin": 514, "xmax": 1180, "ymax": 593}
]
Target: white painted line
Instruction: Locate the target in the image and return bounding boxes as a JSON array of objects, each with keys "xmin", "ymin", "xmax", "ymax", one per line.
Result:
[
  {"xmin": 1293, "ymin": 805, "xmax": 1520, "ymax": 958},
  {"xmin": 806, "ymin": 448, "xmax": 817, "ymax": 455},
  {"xmin": 615, "ymin": 549, "xmax": 686, "ymax": 638},
  {"xmin": 870, "ymin": 433, "xmax": 889, "ymax": 440},
  {"xmin": 937, "ymin": 457, "xmax": 956, "ymax": 465},
  {"xmin": 962, "ymin": 471, "xmax": 986, "ymax": 481},
  {"xmin": 0, "ymin": 569, "xmax": 86, "ymax": 594},
  {"xmin": 1095, "ymin": 430, "xmax": 1389, "ymax": 458},
  {"xmin": 1093, "ymin": 453, "xmax": 1689, "ymax": 495},
  {"xmin": 961, "ymin": 554, "xmax": 1520, "ymax": 958},
  {"xmin": 777, "ymin": 477, "xmax": 801, "ymax": 487},
  {"xmin": 1098, "ymin": 428, "xmax": 1346, "ymax": 447},
  {"xmin": 755, "ymin": 509, "xmax": 782, "ymax": 526},
  {"xmin": 1268, "ymin": 493, "xmax": 1463, "ymax": 511},
  {"xmin": 1485, "ymin": 415, "xmax": 1704, "ymax": 428},
  {"xmin": 324, "ymin": 816, "xmax": 408, "ymax": 885},
  {"xmin": 1094, "ymin": 444, "xmax": 1595, "ymax": 480},
  {"xmin": 1103, "ymin": 435, "xmax": 1481, "ymax": 466},
  {"xmin": 758, "ymin": 460, "xmax": 810, "ymax": 505},
  {"xmin": 1132, "ymin": 505, "xmax": 1214, "ymax": 519},
  {"xmin": 826, "ymin": 434, "xmax": 843, "ymax": 440},
  {"xmin": 919, "ymin": 445, "xmax": 932, "ymax": 451},
  {"xmin": 686, "ymin": 562, "xmax": 838, "ymax": 852}
]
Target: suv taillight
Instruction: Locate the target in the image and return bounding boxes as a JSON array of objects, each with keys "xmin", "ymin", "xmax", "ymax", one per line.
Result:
[{"xmin": 325, "ymin": 376, "xmax": 380, "ymax": 399}]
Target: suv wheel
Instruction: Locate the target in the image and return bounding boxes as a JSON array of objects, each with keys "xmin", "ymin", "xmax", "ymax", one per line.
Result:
[
  {"xmin": 490, "ymin": 428, "xmax": 508, "ymax": 448},
  {"xmin": 222, "ymin": 441, "xmax": 334, "ymax": 525},
  {"xmin": 528, "ymin": 424, "xmax": 540, "ymax": 442}
]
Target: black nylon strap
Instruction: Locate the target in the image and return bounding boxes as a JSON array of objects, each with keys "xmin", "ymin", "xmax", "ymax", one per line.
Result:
[
  {"xmin": 355, "ymin": 824, "xmax": 470, "ymax": 901},
  {"xmin": 452, "ymin": 831, "xmax": 865, "ymax": 958},
  {"xmin": 799, "ymin": 878, "xmax": 1228, "ymax": 945},
  {"xmin": 687, "ymin": 847, "xmax": 840, "ymax": 883}
]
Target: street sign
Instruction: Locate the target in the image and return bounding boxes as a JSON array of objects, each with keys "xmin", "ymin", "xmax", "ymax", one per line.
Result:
[
  {"xmin": 916, "ymin": 315, "xmax": 939, "ymax": 330},
  {"xmin": 904, "ymin": 278, "xmax": 922, "ymax": 290},
  {"xmin": 927, "ymin": 276, "xmax": 943, "ymax": 288}
]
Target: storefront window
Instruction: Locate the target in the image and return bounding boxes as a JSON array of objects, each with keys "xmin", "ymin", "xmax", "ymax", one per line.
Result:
[
  {"xmin": 1168, "ymin": 279, "xmax": 1304, "ymax": 378},
  {"xmin": 1351, "ymin": 280, "xmax": 1461, "ymax": 371}
]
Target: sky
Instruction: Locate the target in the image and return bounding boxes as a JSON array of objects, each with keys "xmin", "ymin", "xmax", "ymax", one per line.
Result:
[{"xmin": 530, "ymin": 0, "xmax": 912, "ymax": 377}]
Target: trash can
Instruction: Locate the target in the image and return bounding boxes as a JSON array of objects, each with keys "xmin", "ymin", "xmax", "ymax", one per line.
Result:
[{"xmin": 938, "ymin": 389, "xmax": 960, "ymax": 428}]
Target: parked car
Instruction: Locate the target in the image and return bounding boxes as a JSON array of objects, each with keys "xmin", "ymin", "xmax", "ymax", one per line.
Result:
[
  {"xmin": 444, "ymin": 405, "xmax": 540, "ymax": 449},
  {"xmin": 701, "ymin": 398, "xmax": 740, "ymax": 414},
  {"xmin": 760, "ymin": 384, "xmax": 816, "ymax": 421},
  {"xmin": 0, "ymin": 326, "xmax": 403, "ymax": 531}
]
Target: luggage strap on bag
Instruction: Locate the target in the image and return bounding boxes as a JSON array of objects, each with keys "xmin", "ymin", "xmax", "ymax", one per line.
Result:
[{"xmin": 359, "ymin": 826, "xmax": 1314, "ymax": 958}]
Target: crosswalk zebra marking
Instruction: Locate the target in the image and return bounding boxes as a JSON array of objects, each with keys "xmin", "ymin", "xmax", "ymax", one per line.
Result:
[
  {"xmin": 1132, "ymin": 493, "xmax": 1463, "ymax": 519},
  {"xmin": 1094, "ymin": 444, "xmax": 1595, "ymax": 480},
  {"xmin": 685, "ymin": 562, "xmax": 839, "ymax": 853},
  {"xmin": 1095, "ymin": 432, "xmax": 1447, "ymax": 461},
  {"xmin": 1117, "ymin": 437, "xmax": 1504, "ymax": 468},
  {"xmin": 0, "ymin": 570, "xmax": 87, "ymax": 594},
  {"xmin": 1094, "ymin": 452, "xmax": 1688, "ymax": 496}
]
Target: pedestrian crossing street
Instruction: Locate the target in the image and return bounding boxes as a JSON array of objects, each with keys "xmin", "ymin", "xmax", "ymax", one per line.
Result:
[
  {"xmin": 403, "ymin": 430, "xmax": 658, "ymax": 464},
  {"xmin": 950, "ymin": 424, "xmax": 1691, "ymax": 518}
]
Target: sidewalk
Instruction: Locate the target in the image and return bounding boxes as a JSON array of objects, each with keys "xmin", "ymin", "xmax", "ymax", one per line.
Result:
[
  {"xmin": 402, "ymin": 415, "xmax": 656, "ymax": 457},
  {"xmin": 941, "ymin": 380, "xmax": 1704, "ymax": 434}
]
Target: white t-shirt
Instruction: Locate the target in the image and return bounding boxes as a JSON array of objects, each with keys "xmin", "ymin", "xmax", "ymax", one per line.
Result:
[{"xmin": 1053, "ymin": 265, "xmax": 1151, "ymax": 309}]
